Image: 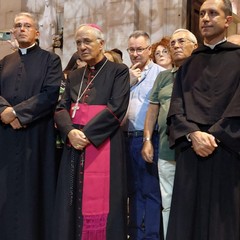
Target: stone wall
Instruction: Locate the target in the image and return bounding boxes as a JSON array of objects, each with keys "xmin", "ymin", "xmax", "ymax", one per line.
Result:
[
  {"xmin": 0, "ymin": 0, "xmax": 22, "ymax": 59},
  {"xmin": 0, "ymin": 0, "xmax": 188, "ymax": 65},
  {"xmin": 61, "ymin": 0, "xmax": 187, "ymax": 67},
  {"xmin": 2, "ymin": 0, "xmax": 240, "ymax": 66}
]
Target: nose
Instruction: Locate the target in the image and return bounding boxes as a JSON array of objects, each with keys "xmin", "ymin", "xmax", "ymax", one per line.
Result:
[
  {"xmin": 20, "ymin": 26, "xmax": 26, "ymax": 31},
  {"xmin": 173, "ymin": 41, "xmax": 181, "ymax": 49},
  {"xmin": 202, "ymin": 12, "xmax": 209, "ymax": 21},
  {"xmin": 132, "ymin": 50, "xmax": 138, "ymax": 57},
  {"xmin": 77, "ymin": 43, "xmax": 87, "ymax": 50}
]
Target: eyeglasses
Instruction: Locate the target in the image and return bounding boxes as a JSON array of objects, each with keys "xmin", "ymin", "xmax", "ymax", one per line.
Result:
[
  {"xmin": 155, "ymin": 49, "xmax": 169, "ymax": 57},
  {"xmin": 14, "ymin": 23, "xmax": 33, "ymax": 31},
  {"xmin": 127, "ymin": 46, "xmax": 150, "ymax": 55},
  {"xmin": 76, "ymin": 38, "xmax": 102, "ymax": 47},
  {"xmin": 170, "ymin": 38, "xmax": 195, "ymax": 48}
]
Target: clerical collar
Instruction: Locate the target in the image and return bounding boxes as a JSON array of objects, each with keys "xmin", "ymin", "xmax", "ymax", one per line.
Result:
[
  {"xmin": 87, "ymin": 57, "xmax": 107, "ymax": 71},
  {"xmin": 204, "ymin": 38, "xmax": 226, "ymax": 49},
  {"xmin": 19, "ymin": 43, "xmax": 36, "ymax": 55}
]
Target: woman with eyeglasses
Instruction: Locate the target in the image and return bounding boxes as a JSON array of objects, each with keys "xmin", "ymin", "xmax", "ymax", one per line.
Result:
[{"xmin": 151, "ymin": 37, "xmax": 173, "ymax": 70}]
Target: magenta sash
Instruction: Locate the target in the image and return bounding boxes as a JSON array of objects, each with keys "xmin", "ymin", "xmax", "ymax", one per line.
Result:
[{"xmin": 70, "ymin": 103, "xmax": 110, "ymax": 240}]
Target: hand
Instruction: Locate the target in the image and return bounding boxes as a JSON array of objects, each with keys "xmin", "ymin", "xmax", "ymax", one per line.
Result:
[
  {"xmin": 10, "ymin": 118, "xmax": 24, "ymax": 129},
  {"xmin": 7, "ymin": 39, "xmax": 19, "ymax": 51},
  {"xmin": 1, "ymin": 107, "xmax": 16, "ymax": 124},
  {"xmin": 130, "ymin": 62, "xmax": 141, "ymax": 86},
  {"xmin": 68, "ymin": 129, "xmax": 90, "ymax": 150},
  {"xmin": 189, "ymin": 131, "xmax": 218, "ymax": 157},
  {"xmin": 141, "ymin": 140, "xmax": 154, "ymax": 163}
]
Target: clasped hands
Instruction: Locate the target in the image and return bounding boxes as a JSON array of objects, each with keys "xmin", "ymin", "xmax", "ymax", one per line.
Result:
[
  {"xmin": 189, "ymin": 131, "xmax": 218, "ymax": 157},
  {"xmin": 0, "ymin": 107, "xmax": 23, "ymax": 129},
  {"xmin": 68, "ymin": 129, "xmax": 90, "ymax": 150}
]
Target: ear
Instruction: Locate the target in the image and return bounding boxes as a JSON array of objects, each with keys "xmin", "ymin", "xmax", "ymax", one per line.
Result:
[
  {"xmin": 35, "ymin": 30, "xmax": 40, "ymax": 39},
  {"xmin": 148, "ymin": 45, "xmax": 152, "ymax": 56},
  {"xmin": 225, "ymin": 16, "xmax": 233, "ymax": 28},
  {"xmin": 99, "ymin": 39, "xmax": 105, "ymax": 51}
]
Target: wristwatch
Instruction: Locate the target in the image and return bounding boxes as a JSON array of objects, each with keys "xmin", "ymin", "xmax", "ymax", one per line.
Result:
[
  {"xmin": 186, "ymin": 133, "xmax": 192, "ymax": 142},
  {"xmin": 12, "ymin": 109, "xmax": 17, "ymax": 116},
  {"xmin": 143, "ymin": 137, "xmax": 151, "ymax": 143}
]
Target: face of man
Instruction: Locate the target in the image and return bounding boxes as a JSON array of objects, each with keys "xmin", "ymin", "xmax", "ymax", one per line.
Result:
[
  {"xmin": 170, "ymin": 31, "xmax": 197, "ymax": 67},
  {"xmin": 75, "ymin": 27, "xmax": 104, "ymax": 66},
  {"xmin": 199, "ymin": 0, "xmax": 232, "ymax": 44},
  {"xmin": 13, "ymin": 16, "xmax": 39, "ymax": 48},
  {"xmin": 127, "ymin": 36, "xmax": 151, "ymax": 70}
]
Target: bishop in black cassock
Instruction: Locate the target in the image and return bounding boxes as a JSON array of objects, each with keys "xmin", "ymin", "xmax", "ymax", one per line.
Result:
[{"xmin": 53, "ymin": 24, "xmax": 130, "ymax": 240}]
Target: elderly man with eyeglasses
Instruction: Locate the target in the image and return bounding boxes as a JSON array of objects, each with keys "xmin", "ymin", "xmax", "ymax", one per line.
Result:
[
  {"xmin": 142, "ymin": 29, "xmax": 198, "ymax": 240},
  {"xmin": 53, "ymin": 24, "xmax": 130, "ymax": 240},
  {"xmin": 123, "ymin": 30, "xmax": 165, "ymax": 240}
]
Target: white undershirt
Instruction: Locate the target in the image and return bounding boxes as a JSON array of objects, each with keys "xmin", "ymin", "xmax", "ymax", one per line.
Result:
[
  {"xmin": 204, "ymin": 38, "xmax": 226, "ymax": 49},
  {"xmin": 19, "ymin": 43, "xmax": 36, "ymax": 55}
]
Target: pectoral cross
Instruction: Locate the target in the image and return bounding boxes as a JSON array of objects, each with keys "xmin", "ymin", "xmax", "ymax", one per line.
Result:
[
  {"xmin": 80, "ymin": 158, "xmax": 85, "ymax": 167},
  {"xmin": 71, "ymin": 104, "xmax": 79, "ymax": 118}
]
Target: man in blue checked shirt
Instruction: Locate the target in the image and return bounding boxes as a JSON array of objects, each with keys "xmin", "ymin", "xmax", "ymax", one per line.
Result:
[{"xmin": 124, "ymin": 30, "xmax": 165, "ymax": 240}]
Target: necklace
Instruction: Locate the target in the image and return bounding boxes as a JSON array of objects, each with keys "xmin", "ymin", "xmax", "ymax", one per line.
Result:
[{"xmin": 71, "ymin": 58, "xmax": 108, "ymax": 118}]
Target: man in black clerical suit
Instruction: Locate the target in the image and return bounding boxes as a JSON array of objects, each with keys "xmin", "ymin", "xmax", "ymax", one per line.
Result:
[
  {"xmin": 0, "ymin": 12, "xmax": 62, "ymax": 240},
  {"xmin": 167, "ymin": 0, "xmax": 240, "ymax": 240}
]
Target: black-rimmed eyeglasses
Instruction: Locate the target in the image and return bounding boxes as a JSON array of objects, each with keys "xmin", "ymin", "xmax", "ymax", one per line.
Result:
[{"xmin": 127, "ymin": 46, "xmax": 150, "ymax": 55}]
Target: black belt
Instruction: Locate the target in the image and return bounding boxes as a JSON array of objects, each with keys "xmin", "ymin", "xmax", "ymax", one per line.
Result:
[
  {"xmin": 125, "ymin": 130, "xmax": 158, "ymax": 137},
  {"xmin": 125, "ymin": 131, "xmax": 143, "ymax": 137}
]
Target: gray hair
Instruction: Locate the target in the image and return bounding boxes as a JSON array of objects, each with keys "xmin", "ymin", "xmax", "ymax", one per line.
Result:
[
  {"xmin": 128, "ymin": 30, "xmax": 151, "ymax": 45},
  {"xmin": 172, "ymin": 29, "xmax": 198, "ymax": 44},
  {"xmin": 75, "ymin": 24, "xmax": 105, "ymax": 41},
  {"xmin": 14, "ymin": 12, "xmax": 39, "ymax": 30}
]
